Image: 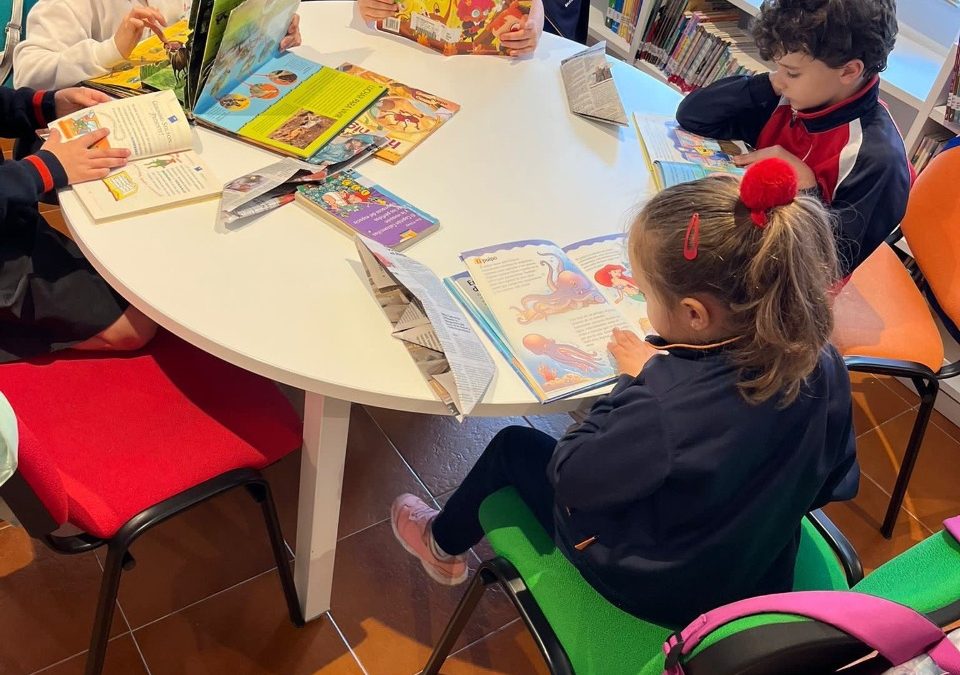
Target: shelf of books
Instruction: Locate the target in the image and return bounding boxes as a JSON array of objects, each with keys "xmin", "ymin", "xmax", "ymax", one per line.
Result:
[
  {"xmin": 932, "ymin": 106, "xmax": 960, "ymax": 134},
  {"xmin": 588, "ymin": 3, "xmax": 633, "ymax": 59}
]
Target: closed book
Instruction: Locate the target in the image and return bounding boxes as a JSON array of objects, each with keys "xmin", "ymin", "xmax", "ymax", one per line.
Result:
[{"xmin": 295, "ymin": 169, "xmax": 439, "ymax": 250}]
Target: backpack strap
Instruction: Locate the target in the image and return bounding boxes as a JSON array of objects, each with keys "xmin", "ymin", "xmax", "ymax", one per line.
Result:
[
  {"xmin": 663, "ymin": 591, "xmax": 960, "ymax": 675},
  {"xmin": 945, "ymin": 515, "xmax": 960, "ymax": 542},
  {"xmin": 0, "ymin": 0, "xmax": 25, "ymax": 85}
]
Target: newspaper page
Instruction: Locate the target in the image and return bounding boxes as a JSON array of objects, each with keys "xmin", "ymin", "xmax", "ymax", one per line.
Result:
[
  {"xmin": 560, "ymin": 42, "xmax": 628, "ymax": 126},
  {"xmin": 357, "ymin": 236, "xmax": 495, "ymax": 418}
]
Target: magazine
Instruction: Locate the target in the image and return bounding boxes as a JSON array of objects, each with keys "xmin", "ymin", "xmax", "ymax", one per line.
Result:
[
  {"xmin": 448, "ymin": 233, "xmax": 650, "ymax": 403},
  {"xmin": 296, "ymin": 170, "xmax": 439, "ymax": 250},
  {"xmin": 357, "ymin": 237, "xmax": 495, "ymax": 418},
  {"xmin": 336, "ymin": 64, "xmax": 460, "ymax": 164},
  {"xmin": 633, "ymin": 112, "xmax": 748, "ymax": 189},
  {"xmin": 51, "ymin": 91, "xmax": 221, "ymax": 221},
  {"xmin": 377, "ymin": 0, "xmax": 531, "ymax": 56},
  {"xmin": 560, "ymin": 42, "xmax": 627, "ymax": 126}
]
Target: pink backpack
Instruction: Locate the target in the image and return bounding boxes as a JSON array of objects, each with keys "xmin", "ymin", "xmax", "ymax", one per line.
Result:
[{"xmin": 662, "ymin": 517, "xmax": 960, "ymax": 675}]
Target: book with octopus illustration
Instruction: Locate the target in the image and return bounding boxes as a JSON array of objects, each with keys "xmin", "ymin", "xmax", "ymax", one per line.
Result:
[
  {"xmin": 447, "ymin": 234, "xmax": 651, "ymax": 402},
  {"xmin": 377, "ymin": 0, "xmax": 531, "ymax": 56}
]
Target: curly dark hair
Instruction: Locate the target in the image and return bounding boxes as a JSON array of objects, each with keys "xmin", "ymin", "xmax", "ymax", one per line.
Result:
[{"xmin": 752, "ymin": 0, "xmax": 898, "ymax": 77}]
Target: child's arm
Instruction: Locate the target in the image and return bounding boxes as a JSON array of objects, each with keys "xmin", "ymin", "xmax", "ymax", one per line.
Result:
[
  {"xmin": 676, "ymin": 73, "xmax": 782, "ymax": 147},
  {"xmin": 13, "ymin": 0, "xmax": 132, "ymax": 90},
  {"xmin": 0, "ymin": 151, "xmax": 68, "ymax": 218},
  {"xmin": 0, "ymin": 86, "xmax": 56, "ymax": 138},
  {"xmin": 547, "ymin": 377, "xmax": 671, "ymax": 512}
]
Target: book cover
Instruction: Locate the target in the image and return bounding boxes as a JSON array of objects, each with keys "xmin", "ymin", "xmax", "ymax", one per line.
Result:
[
  {"xmin": 376, "ymin": 0, "xmax": 532, "ymax": 56},
  {"xmin": 334, "ymin": 64, "xmax": 460, "ymax": 164},
  {"xmin": 633, "ymin": 112, "xmax": 746, "ymax": 190},
  {"xmin": 295, "ymin": 169, "xmax": 439, "ymax": 249}
]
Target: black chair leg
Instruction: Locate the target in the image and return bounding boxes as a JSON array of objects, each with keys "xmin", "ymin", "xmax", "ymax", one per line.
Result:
[
  {"xmin": 247, "ymin": 478, "xmax": 305, "ymax": 627},
  {"xmin": 84, "ymin": 541, "xmax": 128, "ymax": 675},
  {"xmin": 881, "ymin": 377, "xmax": 940, "ymax": 538},
  {"xmin": 422, "ymin": 566, "xmax": 494, "ymax": 675}
]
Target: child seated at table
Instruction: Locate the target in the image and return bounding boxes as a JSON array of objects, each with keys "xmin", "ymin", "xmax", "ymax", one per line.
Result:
[
  {"xmin": 675, "ymin": 0, "xmax": 910, "ymax": 278},
  {"xmin": 13, "ymin": 0, "xmax": 302, "ymax": 90},
  {"xmin": 391, "ymin": 158, "xmax": 859, "ymax": 627},
  {"xmin": 356, "ymin": 0, "xmax": 545, "ymax": 57},
  {"xmin": 0, "ymin": 84, "xmax": 156, "ymax": 361}
]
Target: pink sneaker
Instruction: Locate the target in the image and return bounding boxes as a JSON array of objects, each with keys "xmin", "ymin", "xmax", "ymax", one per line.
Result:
[{"xmin": 391, "ymin": 494, "xmax": 469, "ymax": 586}]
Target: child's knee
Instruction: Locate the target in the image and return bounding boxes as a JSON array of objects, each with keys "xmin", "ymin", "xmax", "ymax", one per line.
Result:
[{"xmin": 98, "ymin": 309, "xmax": 157, "ymax": 351}]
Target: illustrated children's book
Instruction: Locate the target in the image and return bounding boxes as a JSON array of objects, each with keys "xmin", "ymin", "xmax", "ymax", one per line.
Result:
[
  {"xmin": 295, "ymin": 169, "xmax": 439, "ymax": 250},
  {"xmin": 336, "ymin": 64, "xmax": 460, "ymax": 164},
  {"xmin": 377, "ymin": 0, "xmax": 532, "ymax": 56},
  {"xmin": 633, "ymin": 112, "xmax": 748, "ymax": 190},
  {"xmin": 448, "ymin": 233, "xmax": 651, "ymax": 403},
  {"xmin": 51, "ymin": 91, "xmax": 221, "ymax": 222},
  {"xmin": 560, "ymin": 42, "xmax": 628, "ymax": 126}
]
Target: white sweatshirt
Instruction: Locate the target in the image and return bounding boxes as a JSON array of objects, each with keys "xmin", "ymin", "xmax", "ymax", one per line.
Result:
[{"xmin": 13, "ymin": 0, "xmax": 189, "ymax": 90}]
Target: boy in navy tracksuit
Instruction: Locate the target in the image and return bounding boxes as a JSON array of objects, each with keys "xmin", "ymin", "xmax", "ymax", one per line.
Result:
[
  {"xmin": 676, "ymin": 0, "xmax": 911, "ymax": 277},
  {"xmin": 390, "ymin": 159, "xmax": 859, "ymax": 628},
  {"xmin": 0, "ymin": 85, "xmax": 155, "ymax": 361}
]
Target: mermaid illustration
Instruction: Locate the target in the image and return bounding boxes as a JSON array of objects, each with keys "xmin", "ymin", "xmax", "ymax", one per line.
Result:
[
  {"xmin": 523, "ymin": 334, "xmax": 603, "ymax": 375},
  {"xmin": 593, "ymin": 264, "xmax": 644, "ymax": 304},
  {"xmin": 511, "ymin": 253, "xmax": 605, "ymax": 324}
]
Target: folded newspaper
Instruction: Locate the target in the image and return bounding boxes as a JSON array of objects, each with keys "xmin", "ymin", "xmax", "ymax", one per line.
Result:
[
  {"xmin": 560, "ymin": 42, "xmax": 628, "ymax": 127},
  {"xmin": 356, "ymin": 236, "xmax": 495, "ymax": 418}
]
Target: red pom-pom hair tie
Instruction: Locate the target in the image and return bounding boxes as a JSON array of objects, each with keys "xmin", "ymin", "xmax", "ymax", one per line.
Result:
[{"xmin": 739, "ymin": 157, "xmax": 799, "ymax": 228}]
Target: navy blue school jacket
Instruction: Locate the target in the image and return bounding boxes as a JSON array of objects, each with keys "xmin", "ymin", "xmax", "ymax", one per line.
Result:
[
  {"xmin": 676, "ymin": 73, "xmax": 912, "ymax": 278},
  {"xmin": 547, "ymin": 338, "xmax": 858, "ymax": 627}
]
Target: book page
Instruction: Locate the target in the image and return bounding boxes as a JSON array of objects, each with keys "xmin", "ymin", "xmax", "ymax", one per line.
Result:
[
  {"xmin": 84, "ymin": 19, "xmax": 191, "ymax": 98},
  {"xmin": 563, "ymin": 233, "xmax": 652, "ymax": 335},
  {"xmin": 357, "ymin": 238, "xmax": 496, "ymax": 417},
  {"xmin": 194, "ymin": 0, "xmax": 299, "ymax": 114},
  {"xmin": 196, "ymin": 52, "xmax": 387, "ymax": 159},
  {"xmin": 560, "ymin": 43, "xmax": 628, "ymax": 126},
  {"xmin": 633, "ymin": 112, "xmax": 748, "ymax": 169},
  {"xmin": 378, "ymin": 0, "xmax": 531, "ymax": 57},
  {"xmin": 462, "ymin": 241, "xmax": 631, "ymax": 402},
  {"xmin": 51, "ymin": 91, "xmax": 192, "ymax": 160},
  {"xmin": 71, "ymin": 150, "xmax": 221, "ymax": 222}
]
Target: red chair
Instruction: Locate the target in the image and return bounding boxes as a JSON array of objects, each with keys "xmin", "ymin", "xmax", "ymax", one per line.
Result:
[{"xmin": 0, "ymin": 329, "xmax": 305, "ymax": 675}]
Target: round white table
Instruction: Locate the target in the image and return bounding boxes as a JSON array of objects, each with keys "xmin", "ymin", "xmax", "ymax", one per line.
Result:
[{"xmin": 61, "ymin": 0, "xmax": 683, "ymax": 622}]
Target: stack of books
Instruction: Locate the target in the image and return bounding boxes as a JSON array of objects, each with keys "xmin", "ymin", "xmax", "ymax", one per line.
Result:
[
  {"xmin": 605, "ymin": 0, "xmax": 646, "ymax": 45},
  {"xmin": 911, "ymin": 133, "xmax": 953, "ymax": 174},
  {"xmin": 946, "ymin": 43, "xmax": 959, "ymax": 124},
  {"xmin": 636, "ymin": 1, "xmax": 769, "ymax": 92}
]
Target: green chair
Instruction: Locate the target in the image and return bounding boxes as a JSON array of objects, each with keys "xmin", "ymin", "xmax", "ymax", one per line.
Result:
[{"xmin": 423, "ymin": 487, "xmax": 960, "ymax": 674}]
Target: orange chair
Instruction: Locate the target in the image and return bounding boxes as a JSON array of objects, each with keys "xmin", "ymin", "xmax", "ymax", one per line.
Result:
[{"xmin": 832, "ymin": 145, "xmax": 960, "ymax": 538}]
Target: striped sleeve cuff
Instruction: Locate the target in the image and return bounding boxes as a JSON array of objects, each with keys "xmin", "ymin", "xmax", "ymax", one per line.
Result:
[
  {"xmin": 30, "ymin": 90, "xmax": 57, "ymax": 128},
  {"xmin": 23, "ymin": 150, "xmax": 69, "ymax": 194}
]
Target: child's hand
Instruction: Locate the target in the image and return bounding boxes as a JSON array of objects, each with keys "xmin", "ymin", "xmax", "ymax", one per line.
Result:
[
  {"xmin": 501, "ymin": 0, "xmax": 543, "ymax": 57},
  {"xmin": 54, "ymin": 88, "xmax": 112, "ymax": 118},
  {"xmin": 733, "ymin": 146, "xmax": 817, "ymax": 189},
  {"xmin": 358, "ymin": 0, "xmax": 398, "ymax": 22},
  {"xmin": 280, "ymin": 13, "xmax": 301, "ymax": 50},
  {"xmin": 114, "ymin": 6, "xmax": 167, "ymax": 59},
  {"xmin": 41, "ymin": 128, "xmax": 131, "ymax": 185},
  {"xmin": 608, "ymin": 328, "xmax": 658, "ymax": 377}
]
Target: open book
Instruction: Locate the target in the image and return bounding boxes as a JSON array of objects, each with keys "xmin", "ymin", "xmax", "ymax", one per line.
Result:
[
  {"xmin": 51, "ymin": 91, "xmax": 221, "ymax": 222},
  {"xmin": 633, "ymin": 112, "xmax": 748, "ymax": 190},
  {"xmin": 91, "ymin": 0, "xmax": 387, "ymax": 160},
  {"xmin": 377, "ymin": 0, "xmax": 531, "ymax": 56},
  {"xmin": 560, "ymin": 42, "xmax": 627, "ymax": 126},
  {"xmin": 448, "ymin": 234, "xmax": 650, "ymax": 403}
]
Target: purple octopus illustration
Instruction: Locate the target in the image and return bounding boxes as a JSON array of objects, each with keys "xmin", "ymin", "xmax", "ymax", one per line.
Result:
[
  {"xmin": 511, "ymin": 253, "xmax": 605, "ymax": 324},
  {"xmin": 522, "ymin": 334, "xmax": 603, "ymax": 375}
]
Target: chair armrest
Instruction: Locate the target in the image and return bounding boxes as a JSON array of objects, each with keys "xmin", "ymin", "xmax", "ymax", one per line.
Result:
[{"xmin": 807, "ymin": 509, "xmax": 864, "ymax": 586}]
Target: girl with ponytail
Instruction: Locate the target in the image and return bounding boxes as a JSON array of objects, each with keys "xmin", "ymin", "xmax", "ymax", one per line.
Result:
[{"xmin": 391, "ymin": 158, "xmax": 859, "ymax": 628}]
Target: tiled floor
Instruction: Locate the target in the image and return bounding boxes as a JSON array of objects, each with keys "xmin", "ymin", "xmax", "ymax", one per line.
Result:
[{"xmin": 0, "ymin": 189, "xmax": 958, "ymax": 673}]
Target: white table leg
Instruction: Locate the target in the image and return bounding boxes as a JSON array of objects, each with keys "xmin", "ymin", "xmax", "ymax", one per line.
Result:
[{"xmin": 295, "ymin": 392, "xmax": 351, "ymax": 621}]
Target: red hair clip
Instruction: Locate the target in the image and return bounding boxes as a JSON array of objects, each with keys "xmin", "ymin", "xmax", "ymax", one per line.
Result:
[
  {"xmin": 683, "ymin": 212, "xmax": 700, "ymax": 260},
  {"xmin": 739, "ymin": 157, "xmax": 798, "ymax": 228}
]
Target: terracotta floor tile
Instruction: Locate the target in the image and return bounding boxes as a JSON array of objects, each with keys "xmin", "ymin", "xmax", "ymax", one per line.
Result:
[
  {"xmin": 331, "ymin": 520, "xmax": 516, "ymax": 674},
  {"xmin": 931, "ymin": 409, "xmax": 960, "ymax": 445},
  {"xmin": 135, "ymin": 570, "xmax": 361, "ymax": 675},
  {"xmin": 32, "ymin": 635, "xmax": 148, "ymax": 675},
  {"xmin": 848, "ymin": 372, "xmax": 914, "ymax": 437},
  {"xmin": 852, "ymin": 411, "xmax": 960, "ymax": 532},
  {"xmin": 441, "ymin": 621, "xmax": 549, "ymax": 675},
  {"xmin": 879, "ymin": 376, "xmax": 920, "ymax": 406},
  {"xmin": 822, "ymin": 475, "xmax": 933, "ymax": 575},
  {"xmin": 0, "ymin": 527, "xmax": 125, "ymax": 674},
  {"xmin": 523, "ymin": 414, "xmax": 575, "ymax": 440},
  {"xmin": 107, "ymin": 484, "xmax": 284, "ymax": 630},
  {"xmin": 364, "ymin": 407, "xmax": 529, "ymax": 496}
]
